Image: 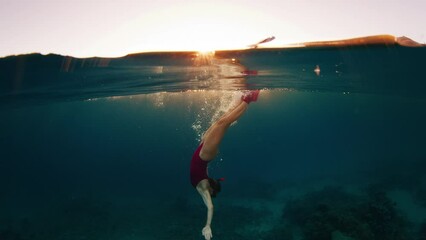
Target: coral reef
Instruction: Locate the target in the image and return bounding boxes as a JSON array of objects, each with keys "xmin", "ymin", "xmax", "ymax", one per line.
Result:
[
  {"xmin": 1, "ymin": 187, "xmax": 422, "ymax": 240},
  {"xmin": 282, "ymin": 186, "xmax": 412, "ymax": 240}
]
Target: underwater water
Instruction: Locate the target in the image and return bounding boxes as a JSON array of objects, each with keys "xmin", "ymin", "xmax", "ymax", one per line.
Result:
[{"xmin": 1, "ymin": 46, "xmax": 426, "ymax": 240}]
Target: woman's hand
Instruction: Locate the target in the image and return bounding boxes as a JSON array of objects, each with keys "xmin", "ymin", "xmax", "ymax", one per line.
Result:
[{"xmin": 202, "ymin": 225, "xmax": 212, "ymax": 240}]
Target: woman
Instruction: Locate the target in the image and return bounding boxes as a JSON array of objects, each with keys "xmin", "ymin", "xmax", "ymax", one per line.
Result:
[{"xmin": 190, "ymin": 90, "xmax": 260, "ymax": 240}]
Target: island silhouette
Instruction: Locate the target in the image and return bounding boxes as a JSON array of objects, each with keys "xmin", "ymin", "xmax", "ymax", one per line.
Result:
[{"xmin": 299, "ymin": 35, "xmax": 424, "ymax": 48}]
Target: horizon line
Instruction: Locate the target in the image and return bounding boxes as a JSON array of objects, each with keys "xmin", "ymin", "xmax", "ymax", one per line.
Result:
[{"xmin": 1, "ymin": 34, "xmax": 424, "ymax": 59}]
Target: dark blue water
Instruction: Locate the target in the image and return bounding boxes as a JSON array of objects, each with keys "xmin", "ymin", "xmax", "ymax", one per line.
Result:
[{"xmin": 1, "ymin": 46, "xmax": 426, "ymax": 240}]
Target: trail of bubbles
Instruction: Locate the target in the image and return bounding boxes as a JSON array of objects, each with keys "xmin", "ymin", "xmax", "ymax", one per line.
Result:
[{"xmin": 191, "ymin": 90, "xmax": 244, "ymax": 142}]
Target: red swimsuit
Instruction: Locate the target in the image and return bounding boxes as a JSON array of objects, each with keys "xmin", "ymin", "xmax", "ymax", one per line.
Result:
[{"xmin": 190, "ymin": 143, "xmax": 209, "ymax": 188}]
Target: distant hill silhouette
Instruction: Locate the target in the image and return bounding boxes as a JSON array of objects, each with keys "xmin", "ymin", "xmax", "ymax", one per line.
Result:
[
  {"xmin": 301, "ymin": 35, "xmax": 424, "ymax": 48},
  {"xmin": 396, "ymin": 36, "xmax": 424, "ymax": 47}
]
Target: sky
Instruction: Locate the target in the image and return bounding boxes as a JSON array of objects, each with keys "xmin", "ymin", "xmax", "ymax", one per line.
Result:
[{"xmin": 1, "ymin": 0, "xmax": 425, "ymax": 58}]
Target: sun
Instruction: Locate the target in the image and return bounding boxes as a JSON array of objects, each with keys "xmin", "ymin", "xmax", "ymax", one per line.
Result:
[{"xmin": 194, "ymin": 50, "xmax": 215, "ymax": 66}]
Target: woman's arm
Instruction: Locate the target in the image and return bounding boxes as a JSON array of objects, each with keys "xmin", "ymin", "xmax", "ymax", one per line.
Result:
[
  {"xmin": 199, "ymin": 188, "xmax": 214, "ymax": 226},
  {"xmin": 197, "ymin": 181, "xmax": 214, "ymax": 240}
]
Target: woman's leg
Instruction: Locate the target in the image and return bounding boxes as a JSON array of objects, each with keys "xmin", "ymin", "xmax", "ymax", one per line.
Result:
[
  {"xmin": 202, "ymin": 99, "xmax": 243, "ymax": 140},
  {"xmin": 199, "ymin": 100, "xmax": 249, "ymax": 161}
]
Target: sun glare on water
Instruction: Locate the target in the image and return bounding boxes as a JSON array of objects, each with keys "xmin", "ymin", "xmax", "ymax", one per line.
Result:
[{"xmin": 197, "ymin": 50, "xmax": 215, "ymax": 57}]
